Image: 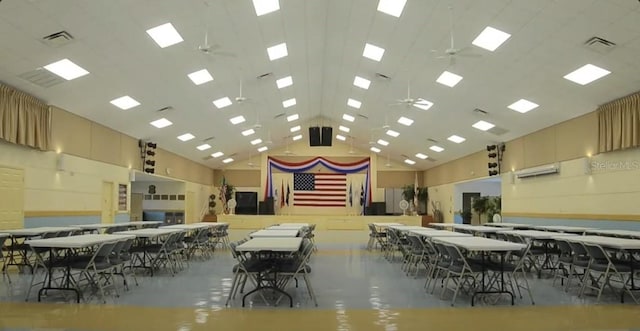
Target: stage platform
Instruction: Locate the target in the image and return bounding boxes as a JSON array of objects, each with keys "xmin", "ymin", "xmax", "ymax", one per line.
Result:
[{"xmin": 216, "ymin": 215, "xmax": 422, "ymax": 230}]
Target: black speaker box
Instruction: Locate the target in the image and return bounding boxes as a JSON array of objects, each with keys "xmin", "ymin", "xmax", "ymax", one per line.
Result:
[
  {"xmin": 321, "ymin": 126, "xmax": 332, "ymax": 146},
  {"xmin": 309, "ymin": 126, "xmax": 321, "ymax": 146}
]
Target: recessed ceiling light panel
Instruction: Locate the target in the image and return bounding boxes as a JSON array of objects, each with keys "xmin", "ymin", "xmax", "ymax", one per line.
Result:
[
  {"xmin": 146, "ymin": 23, "xmax": 184, "ymax": 48},
  {"xmin": 177, "ymin": 133, "xmax": 195, "ymax": 141},
  {"xmin": 563, "ymin": 64, "xmax": 611, "ymax": 85},
  {"xmin": 213, "ymin": 97, "xmax": 232, "ymax": 109},
  {"xmin": 508, "ymin": 99, "xmax": 539, "ymax": 113},
  {"xmin": 447, "ymin": 135, "xmax": 466, "ymax": 143},
  {"xmin": 377, "ymin": 0, "xmax": 407, "ymax": 17},
  {"xmin": 347, "ymin": 98, "xmax": 362, "ymax": 109},
  {"xmin": 339, "ymin": 125, "xmax": 350, "ymax": 133},
  {"xmin": 472, "ymin": 26, "xmax": 511, "ymax": 51},
  {"xmin": 282, "ymin": 98, "xmax": 296, "ymax": 108},
  {"xmin": 386, "ymin": 129, "xmax": 400, "ymax": 137},
  {"xmin": 336, "ymin": 134, "xmax": 346, "ymax": 141},
  {"xmin": 211, "ymin": 152, "xmax": 224, "ymax": 158},
  {"xmin": 430, "ymin": 145, "xmax": 444, "ymax": 152},
  {"xmin": 197, "ymin": 144, "xmax": 211, "ymax": 151},
  {"xmin": 436, "ymin": 71, "xmax": 463, "ymax": 87},
  {"xmin": 290, "ymin": 125, "xmax": 301, "ymax": 132},
  {"xmin": 363, "ymin": 43, "xmax": 385, "ymax": 61},
  {"xmin": 250, "ymin": 138, "xmax": 262, "ymax": 145},
  {"xmin": 110, "ymin": 96, "xmax": 140, "ymax": 110},
  {"xmin": 241, "ymin": 129, "xmax": 255, "ymax": 136},
  {"xmin": 267, "ymin": 42, "xmax": 288, "ymax": 61},
  {"xmin": 415, "ymin": 153, "xmax": 428, "ymax": 160},
  {"xmin": 342, "ymin": 114, "xmax": 355, "ymax": 122},
  {"xmin": 377, "ymin": 139, "xmax": 389, "ymax": 146},
  {"xmin": 353, "ymin": 76, "xmax": 371, "ymax": 89},
  {"xmin": 286, "ymin": 114, "xmax": 299, "ymax": 122},
  {"xmin": 276, "ymin": 76, "xmax": 293, "ymax": 89},
  {"xmin": 257, "ymin": 146, "xmax": 268, "ymax": 152},
  {"xmin": 187, "ymin": 69, "xmax": 213, "ymax": 85},
  {"xmin": 472, "ymin": 120, "xmax": 495, "ymax": 131},
  {"xmin": 404, "ymin": 159, "xmax": 416, "ymax": 165},
  {"xmin": 229, "ymin": 115, "xmax": 246, "ymax": 125},
  {"xmin": 292, "ymin": 134, "xmax": 302, "ymax": 141},
  {"xmin": 222, "ymin": 158, "xmax": 234, "ymax": 164},
  {"xmin": 252, "ymin": 0, "xmax": 280, "ymax": 16},
  {"xmin": 370, "ymin": 146, "xmax": 381, "ymax": 153},
  {"xmin": 43, "ymin": 58, "xmax": 89, "ymax": 80},
  {"xmin": 150, "ymin": 118, "xmax": 172, "ymax": 128},
  {"xmin": 397, "ymin": 116, "xmax": 414, "ymax": 126}
]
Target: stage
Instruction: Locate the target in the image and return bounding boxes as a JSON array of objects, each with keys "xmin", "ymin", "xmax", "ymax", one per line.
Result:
[{"xmin": 216, "ymin": 214, "xmax": 422, "ymax": 230}]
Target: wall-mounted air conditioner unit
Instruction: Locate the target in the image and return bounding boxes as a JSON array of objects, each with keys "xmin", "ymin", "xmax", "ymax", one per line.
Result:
[{"xmin": 515, "ymin": 163, "xmax": 560, "ymax": 179}]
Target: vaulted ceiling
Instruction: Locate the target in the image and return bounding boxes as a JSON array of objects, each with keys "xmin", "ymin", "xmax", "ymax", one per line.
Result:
[{"xmin": 1, "ymin": 0, "xmax": 640, "ymax": 169}]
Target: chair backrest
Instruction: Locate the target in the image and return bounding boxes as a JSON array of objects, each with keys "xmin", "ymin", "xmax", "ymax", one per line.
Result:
[
  {"xmin": 95, "ymin": 241, "xmax": 117, "ymax": 259},
  {"xmin": 406, "ymin": 235, "xmax": 423, "ymax": 252},
  {"xmin": 567, "ymin": 241, "xmax": 588, "ymax": 257},
  {"xmin": 111, "ymin": 240, "xmax": 126, "ymax": 258},
  {"xmin": 41, "ymin": 231, "xmax": 59, "ymax": 239},
  {"xmin": 554, "ymin": 239, "xmax": 573, "ymax": 257},
  {"xmin": 56, "ymin": 230, "xmax": 72, "ymax": 237},
  {"xmin": 0, "ymin": 236, "xmax": 8, "ymax": 258},
  {"xmin": 582, "ymin": 243, "xmax": 609, "ymax": 262}
]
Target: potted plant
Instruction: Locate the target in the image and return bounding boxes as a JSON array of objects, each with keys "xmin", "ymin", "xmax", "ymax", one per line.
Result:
[
  {"xmin": 460, "ymin": 209, "xmax": 473, "ymax": 224},
  {"xmin": 472, "ymin": 196, "xmax": 490, "ymax": 224},
  {"xmin": 486, "ymin": 196, "xmax": 501, "ymax": 223}
]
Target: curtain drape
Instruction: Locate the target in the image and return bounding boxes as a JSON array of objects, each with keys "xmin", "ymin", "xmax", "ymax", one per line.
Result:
[
  {"xmin": 0, "ymin": 83, "xmax": 50, "ymax": 150},
  {"xmin": 598, "ymin": 91, "xmax": 640, "ymax": 153}
]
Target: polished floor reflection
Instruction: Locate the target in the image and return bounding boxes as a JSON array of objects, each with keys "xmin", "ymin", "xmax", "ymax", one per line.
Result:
[{"xmin": 1, "ymin": 230, "xmax": 639, "ymax": 331}]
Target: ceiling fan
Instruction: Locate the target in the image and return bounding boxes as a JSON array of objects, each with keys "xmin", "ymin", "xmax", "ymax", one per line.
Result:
[
  {"xmin": 198, "ymin": 3, "xmax": 236, "ymax": 59},
  {"xmin": 234, "ymin": 78, "xmax": 253, "ymax": 105},
  {"xmin": 391, "ymin": 80, "xmax": 433, "ymax": 110},
  {"xmin": 431, "ymin": 6, "xmax": 481, "ymax": 66}
]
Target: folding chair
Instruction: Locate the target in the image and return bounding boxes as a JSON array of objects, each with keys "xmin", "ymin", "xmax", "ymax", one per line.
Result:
[
  {"xmin": 276, "ymin": 239, "xmax": 317, "ymax": 306},
  {"xmin": 69, "ymin": 241, "xmax": 118, "ymax": 303},
  {"xmin": 580, "ymin": 243, "xmax": 638, "ymax": 303},
  {"xmin": 404, "ymin": 235, "xmax": 426, "ymax": 277},
  {"xmin": 441, "ymin": 244, "xmax": 483, "ymax": 306},
  {"xmin": 225, "ymin": 241, "xmax": 265, "ymax": 306},
  {"xmin": 1, "ymin": 236, "xmax": 11, "ymax": 284}
]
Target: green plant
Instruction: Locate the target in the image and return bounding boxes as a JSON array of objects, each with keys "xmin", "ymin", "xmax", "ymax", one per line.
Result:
[
  {"xmin": 401, "ymin": 184, "xmax": 415, "ymax": 202},
  {"xmin": 417, "ymin": 187, "xmax": 428, "ymax": 201},
  {"xmin": 486, "ymin": 196, "xmax": 501, "ymax": 222},
  {"xmin": 472, "ymin": 196, "xmax": 490, "ymax": 223}
]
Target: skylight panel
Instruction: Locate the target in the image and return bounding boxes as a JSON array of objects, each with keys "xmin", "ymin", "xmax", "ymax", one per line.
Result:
[
  {"xmin": 415, "ymin": 153, "xmax": 428, "ymax": 160},
  {"xmin": 197, "ymin": 144, "xmax": 211, "ymax": 151},
  {"xmin": 472, "ymin": 26, "xmax": 511, "ymax": 51},
  {"xmin": 276, "ymin": 76, "xmax": 293, "ymax": 89},
  {"xmin": 377, "ymin": 0, "xmax": 407, "ymax": 17},
  {"xmin": 211, "ymin": 152, "xmax": 224, "ymax": 158},
  {"xmin": 508, "ymin": 99, "xmax": 539, "ymax": 113},
  {"xmin": 267, "ymin": 43, "xmax": 288, "ymax": 61},
  {"xmin": 187, "ymin": 69, "xmax": 213, "ymax": 85},
  {"xmin": 150, "ymin": 118, "xmax": 172, "ymax": 128},
  {"xmin": 229, "ymin": 115, "xmax": 246, "ymax": 125},
  {"xmin": 397, "ymin": 116, "xmax": 414, "ymax": 126},
  {"xmin": 472, "ymin": 120, "xmax": 495, "ymax": 131},
  {"xmin": 404, "ymin": 159, "xmax": 416, "ymax": 165},
  {"xmin": 436, "ymin": 71, "xmax": 463, "ymax": 87},
  {"xmin": 250, "ymin": 138, "xmax": 262, "ymax": 145},
  {"xmin": 213, "ymin": 97, "xmax": 232, "ymax": 109},
  {"xmin": 43, "ymin": 59, "xmax": 89, "ymax": 80},
  {"xmin": 241, "ymin": 129, "xmax": 255, "ymax": 136},
  {"xmin": 342, "ymin": 114, "xmax": 355, "ymax": 122},
  {"xmin": 290, "ymin": 126, "xmax": 301, "ymax": 132},
  {"xmin": 413, "ymin": 98, "xmax": 434, "ymax": 111},
  {"xmin": 563, "ymin": 64, "xmax": 611, "ymax": 85},
  {"xmin": 386, "ymin": 129, "xmax": 400, "ymax": 137},
  {"xmin": 447, "ymin": 135, "xmax": 466, "ymax": 143},
  {"xmin": 282, "ymin": 98, "xmax": 296, "ymax": 108},
  {"xmin": 353, "ymin": 76, "xmax": 371, "ymax": 89},
  {"xmin": 347, "ymin": 98, "xmax": 362, "ymax": 109},
  {"xmin": 146, "ymin": 23, "xmax": 183, "ymax": 48},
  {"xmin": 110, "ymin": 96, "xmax": 140, "ymax": 110},
  {"xmin": 336, "ymin": 134, "xmax": 346, "ymax": 141},
  {"xmin": 430, "ymin": 145, "xmax": 444, "ymax": 152},
  {"xmin": 177, "ymin": 133, "xmax": 195, "ymax": 142},
  {"xmin": 363, "ymin": 43, "xmax": 385, "ymax": 62},
  {"xmin": 286, "ymin": 114, "xmax": 299, "ymax": 122},
  {"xmin": 292, "ymin": 134, "xmax": 302, "ymax": 141},
  {"xmin": 222, "ymin": 158, "xmax": 234, "ymax": 164},
  {"xmin": 257, "ymin": 146, "xmax": 268, "ymax": 152},
  {"xmin": 377, "ymin": 139, "xmax": 389, "ymax": 146},
  {"xmin": 339, "ymin": 125, "xmax": 350, "ymax": 133},
  {"xmin": 252, "ymin": 0, "xmax": 280, "ymax": 16},
  {"xmin": 370, "ymin": 146, "xmax": 381, "ymax": 153}
]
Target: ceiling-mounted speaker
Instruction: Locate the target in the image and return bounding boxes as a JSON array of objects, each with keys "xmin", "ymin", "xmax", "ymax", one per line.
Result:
[
  {"xmin": 309, "ymin": 126, "xmax": 321, "ymax": 146},
  {"xmin": 321, "ymin": 126, "xmax": 332, "ymax": 146}
]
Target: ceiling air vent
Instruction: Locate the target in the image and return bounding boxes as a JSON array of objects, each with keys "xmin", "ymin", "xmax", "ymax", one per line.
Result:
[
  {"xmin": 202, "ymin": 136, "xmax": 215, "ymax": 142},
  {"xmin": 357, "ymin": 113, "xmax": 369, "ymax": 120},
  {"xmin": 156, "ymin": 106, "xmax": 173, "ymax": 112},
  {"xmin": 375, "ymin": 72, "xmax": 391, "ymax": 80},
  {"xmin": 488, "ymin": 126, "xmax": 509, "ymax": 136},
  {"xmin": 41, "ymin": 31, "xmax": 75, "ymax": 47},
  {"xmin": 473, "ymin": 108, "xmax": 488, "ymax": 115},
  {"xmin": 18, "ymin": 68, "xmax": 65, "ymax": 88},
  {"xmin": 427, "ymin": 138, "xmax": 439, "ymax": 143},
  {"xmin": 256, "ymin": 72, "xmax": 273, "ymax": 79},
  {"xmin": 584, "ymin": 36, "xmax": 616, "ymax": 54}
]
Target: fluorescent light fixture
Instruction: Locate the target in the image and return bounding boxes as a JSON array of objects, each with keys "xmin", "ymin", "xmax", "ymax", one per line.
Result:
[
  {"xmin": 413, "ymin": 98, "xmax": 434, "ymax": 111},
  {"xmin": 370, "ymin": 146, "xmax": 381, "ymax": 153},
  {"xmin": 187, "ymin": 69, "xmax": 213, "ymax": 85},
  {"xmin": 404, "ymin": 159, "xmax": 416, "ymax": 165},
  {"xmin": 109, "ymin": 96, "xmax": 140, "ymax": 110},
  {"xmin": 252, "ymin": 0, "xmax": 279, "ymax": 16},
  {"xmin": 150, "ymin": 118, "xmax": 172, "ymax": 128},
  {"xmin": 292, "ymin": 134, "xmax": 302, "ymax": 141},
  {"xmin": 353, "ymin": 76, "xmax": 371, "ymax": 89},
  {"xmin": 286, "ymin": 114, "xmax": 299, "ymax": 122},
  {"xmin": 290, "ymin": 125, "xmax": 301, "ymax": 132},
  {"xmin": 229, "ymin": 115, "xmax": 246, "ymax": 125},
  {"xmin": 267, "ymin": 42, "xmax": 288, "ymax": 61},
  {"xmin": 276, "ymin": 76, "xmax": 293, "ymax": 89},
  {"xmin": 377, "ymin": 0, "xmax": 407, "ymax": 17},
  {"xmin": 250, "ymin": 138, "xmax": 262, "ymax": 145},
  {"xmin": 363, "ymin": 43, "xmax": 385, "ymax": 61},
  {"xmin": 197, "ymin": 144, "xmax": 211, "ymax": 151},
  {"xmin": 146, "ymin": 23, "xmax": 183, "ymax": 48},
  {"xmin": 213, "ymin": 97, "xmax": 232, "ymax": 109},
  {"xmin": 508, "ymin": 99, "xmax": 539, "ymax": 113},
  {"xmin": 436, "ymin": 71, "xmax": 463, "ymax": 87},
  {"xmin": 177, "ymin": 133, "xmax": 195, "ymax": 142},
  {"xmin": 222, "ymin": 158, "xmax": 234, "ymax": 164},
  {"xmin": 447, "ymin": 135, "xmax": 466, "ymax": 143},
  {"xmin": 43, "ymin": 58, "xmax": 89, "ymax": 80},
  {"xmin": 415, "ymin": 153, "xmax": 428, "ymax": 160},
  {"xmin": 430, "ymin": 145, "xmax": 444, "ymax": 152},
  {"xmin": 397, "ymin": 116, "xmax": 414, "ymax": 126},
  {"xmin": 257, "ymin": 146, "xmax": 268, "ymax": 152},
  {"xmin": 211, "ymin": 152, "xmax": 224, "ymax": 158},
  {"xmin": 336, "ymin": 134, "xmax": 346, "ymax": 141},
  {"xmin": 472, "ymin": 120, "xmax": 495, "ymax": 131},
  {"xmin": 347, "ymin": 98, "xmax": 362, "ymax": 109},
  {"xmin": 377, "ymin": 139, "xmax": 389, "ymax": 146},
  {"xmin": 472, "ymin": 26, "xmax": 511, "ymax": 51},
  {"xmin": 386, "ymin": 129, "xmax": 400, "ymax": 137},
  {"xmin": 342, "ymin": 114, "xmax": 355, "ymax": 122},
  {"xmin": 339, "ymin": 125, "xmax": 350, "ymax": 133},
  {"xmin": 563, "ymin": 64, "xmax": 611, "ymax": 85},
  {"xmin": 282, "ymin": 98, "xmax": 297, "ymax": 108},
  {"xmin": 241, "ymin": 129, "xmax": 255, "ymax": 136}
]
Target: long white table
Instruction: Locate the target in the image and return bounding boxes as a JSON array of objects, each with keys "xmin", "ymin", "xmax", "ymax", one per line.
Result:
[
  {"xmin": 533, "ymin": 225, "xmax": 593, "ymax": 234},
  {"xmin": 486, "ymin": 223, "xmax": 533, "ymax": 230},
  {"xmin": 558, "ymin": 235, "xmax": 640, "ymax": 250},
  {"xmin": 452, "ymin": 224, "xmax": 512, "ymax": 235},
  {"xmin": 408, "ymin": 229, "xmax": 471, "ymax": 238},
  {"xmin": 3, "ymin": 227, "xmax": 81, "ymax": 237},
  {"xmin": 113, "ymin": 228, "xmax": 183, "ymax": 238},
  {"xmin": 162, "ymin": 223, "xmax": 212, "ymax": 230},
  {"xmin": 429, "ymin": 223, "xmax": 457, "ymax": 229},
  {"xmin": 583, "ymin": 229, "xmax": 640, "ymax": 239},
  {"xmin": 236, "ymin": 237, "xmax": 303, "ymax": 252},
  {"xmin": 249, "ymin": 230, "xmax": 300, "ymax": 238},
  {"xmin": 388, "ymin": 225, "xmax": 428, "ymax": 232},
  {"xmin": 499, "ymin": 230, "xmax": 577, "ymax": 240},
  {"xmin": 266, "ymin": 225, "xmax": 307, "ymax": 231}
]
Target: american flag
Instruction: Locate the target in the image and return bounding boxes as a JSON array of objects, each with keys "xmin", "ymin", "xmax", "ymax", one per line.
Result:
[{"xmin": 293, "ymin": 173, "xmax": 346, "ymax": 207}]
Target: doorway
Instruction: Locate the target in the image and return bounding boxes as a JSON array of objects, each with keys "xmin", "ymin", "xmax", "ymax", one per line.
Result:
[
  {"xmin": 101, "ymin": 181, "xmax": 114, "ymax": 224},
  {"xmin": 461, "ymin": 192, "xmax": 480, "ymax": 224},
  {"xmin": 130, "ymin": 193, "xmax": 143, "ymax": 221}
]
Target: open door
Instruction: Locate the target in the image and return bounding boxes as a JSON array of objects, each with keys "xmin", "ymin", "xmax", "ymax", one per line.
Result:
[{"xmin": 130, "ymin": 193, "xmax": 143, "ymax": 221}]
